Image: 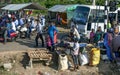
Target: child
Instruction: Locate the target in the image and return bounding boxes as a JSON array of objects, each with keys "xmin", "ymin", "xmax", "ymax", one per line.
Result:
[
  {"xmin": 46, "ymin": 35, "xmax": 52, "ymax": 51},
  {"xmin": 90, "ymin": 29, "xmax": 95, "ymax": 44},
  {"xmin": 72, "ymin": 38, "xmax": 79, "ymax": 70}
]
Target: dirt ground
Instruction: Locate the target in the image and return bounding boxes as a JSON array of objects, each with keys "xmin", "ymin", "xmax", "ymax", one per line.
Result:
[
  {"xmin": 0, "ymin": 50, "xmax": 120, "ymax": 75},
  {"xmin": 0, "ymin": 27, "xmax": 120, "ymax": 75}
]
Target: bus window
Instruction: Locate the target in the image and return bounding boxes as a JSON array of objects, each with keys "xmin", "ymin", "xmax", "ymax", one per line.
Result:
[
  {"xmin": 109, "ymin": 13, "xmax": 116, "ymax": 21},
  {"xmin": 73, "ymin": 6, "xmax": 90, "ymax": 25},
  {"xmin": 89, "ymin": 9, "xmax": 104, "ymax": 23}
]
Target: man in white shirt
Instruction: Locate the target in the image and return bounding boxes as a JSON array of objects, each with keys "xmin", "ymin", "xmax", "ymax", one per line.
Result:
[
  {"xmin": 14, "ymin": 18, "xmax": 19, "ymax": 27},
  {"xmin": 35, "ymin": 20, "xmax": 44, "ymax": 47},
  {"xmin": 11, "ymin": 19, "xmax": 16, "ymax": 31},
  {"xmin": 72, "ymin": 25, "xmax": 80, "ymax": 41}
]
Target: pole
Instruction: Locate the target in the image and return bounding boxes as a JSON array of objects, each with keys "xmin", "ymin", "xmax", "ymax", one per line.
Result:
[
  {"xmin": 93, "ymin": 0, "xmax": 96, "ymax": 6},
  {"xmin": 104, "ymin": 0, "xmax": 108, "ymax": 32}
]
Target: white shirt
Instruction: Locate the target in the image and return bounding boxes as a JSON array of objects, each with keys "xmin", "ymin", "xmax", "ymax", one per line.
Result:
[
  {"xmin": 73, "ymin": 28, "xmax": 80, "ymax": 39},
  {"xmin": 42, "ymin": 18, "xmax": 45, "ymax": 27},
  {"xmin": 31, "ymin": 20, "xmax": 35, "ymax": 28},
  {"xmin": 36, "ymin": 23, "xmax": 43, "ymax": 33},
  {"xmin": 11, "ymin": 22, "xmax": 16, "ymax": 31},
  {"xmin": 14, "ymin": 19, "xmax": 19, "ymax": 26},
  {"xmin": 73, "ymin": 42, "xmax": 79, "ymax": 55}
]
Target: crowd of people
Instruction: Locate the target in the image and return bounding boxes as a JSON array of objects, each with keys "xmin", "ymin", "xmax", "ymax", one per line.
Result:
[
  {"xmin": 1, "ymin": 10, "xmax": 120, "ymax": 71},
  {"xmin": 89, "ymin": 22, "xmax": 120, "ymax": 63},
  {"xmin": 0, "ymin": 10, "xmax": 46, "ymax": 43}
]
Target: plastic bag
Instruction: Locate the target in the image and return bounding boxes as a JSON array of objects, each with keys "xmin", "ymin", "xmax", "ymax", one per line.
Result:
[
  {"xmin": 79, "ymin": 53, "xmax": 89, "ymax": 66},
  {"xmin": 89, "ymin": 48, "xmax": 100, "ymax": 66}
]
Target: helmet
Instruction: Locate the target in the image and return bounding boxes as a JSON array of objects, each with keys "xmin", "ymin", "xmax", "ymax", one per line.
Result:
[{"xmin": 108, "ymin": 28, "xmax": 114, "ymax": 33}]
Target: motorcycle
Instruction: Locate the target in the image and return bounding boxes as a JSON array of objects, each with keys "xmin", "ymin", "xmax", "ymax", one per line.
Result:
[{"xmin": 61, "ymin": 31, "xmax": 89, "ymax": 43}]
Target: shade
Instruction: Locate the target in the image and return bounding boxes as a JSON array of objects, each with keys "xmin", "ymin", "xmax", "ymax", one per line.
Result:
[
  {"xmin": 1, "ymin": 3, "xmax": 47, "ymax": 11},
  {"xmin": 48, "ymin": 5, "xmax": 74, "ymax": 13}
]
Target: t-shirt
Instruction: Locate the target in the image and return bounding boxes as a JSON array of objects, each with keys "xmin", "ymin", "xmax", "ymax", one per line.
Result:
[
  {"xmin": 36, "ymin": 23, "xmax": 43, "ymax": 34},
  {"xmin": 11, "ymin": 22, "xmax": 16, "ymax": 31},
  {"xmin": 73, "ymin": 28, "xmax": 80, "ymax": 39},
  {"xmin": 90, "ymin": 32, "xmax": 95, "ymax": 38},
  {"xmin": 73, "ymin": 42, "xmax": 79, "ymax": 55}
]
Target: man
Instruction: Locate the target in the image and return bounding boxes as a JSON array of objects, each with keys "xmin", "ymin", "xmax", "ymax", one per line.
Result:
[
  {"xmin": 72, "ymin": 25, "xmax": 80, "ymax": 41},
  {"xmin": 48, "ymin": 21, "xmax": 58, "ymax": 52},
  {"xmin": 0, "ymin": 19, "xmax": 7, "ymax": 44},
  {"xmin": 35, "ymin": 20, "xmax": 44, "ymax": 47},
  {"xmin": 104, "ymin": 28, "xmax": 114, "ymax": 62}
]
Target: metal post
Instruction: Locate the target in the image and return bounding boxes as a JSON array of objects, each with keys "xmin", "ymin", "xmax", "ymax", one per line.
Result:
[
  {"xmin": 104, "ymin": 0, "xmax": 108, "ymax": 32},
  {"xmin": 93, "ymin": 0, "xmax": 96, "ymax": 6}
]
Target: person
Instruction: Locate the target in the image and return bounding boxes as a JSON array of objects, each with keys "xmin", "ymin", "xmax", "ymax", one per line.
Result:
[
  {"xmin": 0, "ymin": 19, "xmax": 7, "ymax": 44},
  {"xmin": 107, "ymin": 21, "xmax": 112, "ymax": 29},
  {"xmin": 19, "ymin": 18, "xmax": 24, "ymax": 26},
  {"xmin": 90, "ymin": 29, "xmax": 95, "ymax": 44},
  {"xmin": 94, "ymin": 26, "xmax": 103, "ymax": 44},
  {"xmin": 56, "ymin": 13, "xmax": 61, "ymax": 25},
  {"xmin": 11, "ymin": 18, "xmax": 16, "ymax": 32},
  {"xmin": 72, "ymin": 38, "xmax": 79, "ymax": 70},
  {"xmin": 72, "ymin": 25, "xmax": 80, "ymax": 41},
  {"xmin": 112, "ymin": 26, "xmax": 120, "ymax": 61},
  {"xmin": 104, "ymin": 28, "xmax": 114, "ymax": 62},
  {"xmin": 46, "ymin": 35, "xmax": 52, "ymax": 51},
  {"xmin": 35, "ymin": 20, "xmax": 44, "ymax": 47},
  {"xmin": 26, "ymin": 22, "xmax": 31, "ymax": 39},
  {"xmin": 14, "ymin": 18, "xmax": 19, "ymax": 28},
  {"xmin": 48, "ymin": 21, "xmax": 58, "ymax": 52}
]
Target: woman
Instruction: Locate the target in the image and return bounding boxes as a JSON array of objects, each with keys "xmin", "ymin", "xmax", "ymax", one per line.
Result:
[
  {"xmin": 48, "ymin": 21, "xmax": 58, "ymax": 52},
  {"xmin": 94, "ymin": 26, "xmax": 103, "ymax": 44}
]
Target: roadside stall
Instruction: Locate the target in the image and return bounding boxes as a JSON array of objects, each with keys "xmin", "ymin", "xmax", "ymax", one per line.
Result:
[
  {"xmin": 66, "ymin": 5, "xmax": 79, "ymax": 27},
  {"xmin": 48, "ymin": 5, "xmax": 75, "ymax": 25},
  {"xmin": 0, "ymin": 3, "xmax": 47, "ymax": 40},
  {"xmin": 1, "ymin": 3, "xmax": 47, "ymax": 11},
  {"xmin": 1, "ymin": 3, "xmax": 47, "ymax": 18}
]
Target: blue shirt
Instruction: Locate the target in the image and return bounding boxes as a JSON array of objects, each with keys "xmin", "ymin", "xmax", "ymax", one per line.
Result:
[
  {"xmin": 104, "ymin": 33, "xmax": 108, "ymax": 45},
  {"xmin": 48, "ymin": 25, "xmax": 58, "ymax": 37}
]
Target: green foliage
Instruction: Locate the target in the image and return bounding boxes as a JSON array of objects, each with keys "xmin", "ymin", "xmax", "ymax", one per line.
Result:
[{"xmin": 9, "ymin": 0, "xmax": 120, "ymax": 8}]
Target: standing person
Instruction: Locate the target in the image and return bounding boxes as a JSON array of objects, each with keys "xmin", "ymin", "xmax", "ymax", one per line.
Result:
[
  {"xmin": 26, "ymin": 22, "xmax": 31, "ymax": 39},
  {"xmin": 72, "ymin": 25, "xmax": 80, "ymax": 41},
  {"xmin": 46, "ymin": 35, "xmax": 52, "ymax": 51},
  {"xmin": 72, "ymin": 38, "xmax": 79, "ymax": 70},
  {"xmin": 56, "ymin": 13, "xmax": 61, "ymax": 26},
  {"xmin": 35, "ymin": 20, "xmax": 44, "ymax": 47},
  {"xmin": 94, "ymin": 26, "xmax": 103, "ymax": 44},
  {"xmin": 112, "ymin": 27, "xmax": 120, "ymax": 60},
  {"xmin": 107, "ymin": 21, "xmax": 112, "ymax": 29},
  {"xmin": 48, "ymin": 21, "xmax": 58, "ymax": 52},
  {"xmin": 0, "ymin": 19, "xmax": 7, "ymax": 44},
  {"xmin": 90, "ymin": 29, "xmax": 95, "ymax": 44},
  {"xmin": 104, "ymin": 28, "xmax": 114, "ymax": 62},
  {"xmin": 11, "ymin": 19, "xmax": 16, "ymax": 32}
]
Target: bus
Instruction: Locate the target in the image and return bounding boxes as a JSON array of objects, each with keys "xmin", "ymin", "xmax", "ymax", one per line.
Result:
[{"xmin": 71, "ymin": 5, "xmax": 105, "ymax": 38}]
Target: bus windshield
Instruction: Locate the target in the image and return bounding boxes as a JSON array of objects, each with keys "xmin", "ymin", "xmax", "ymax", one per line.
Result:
[{"xmin": 72, "ymin": 6, "xmax": 90, "ymax": 25}]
